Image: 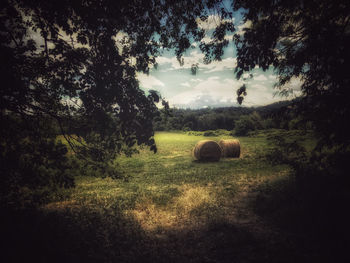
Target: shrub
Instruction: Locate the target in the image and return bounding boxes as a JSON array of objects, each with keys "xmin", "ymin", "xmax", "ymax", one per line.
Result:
[
  {"xmin": 234, "ymin": 116, "xmax": 255, "ymax": 136},
  {"xmin": 0, "ymin": 115, "xmax": 77, "ymax": 209},
  {"xmin": 203, "ymin": 130, "xmax": 217, "ymax": 137}
]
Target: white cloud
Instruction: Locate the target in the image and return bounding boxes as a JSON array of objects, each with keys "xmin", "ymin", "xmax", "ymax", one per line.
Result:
[
  {"xmin": 197, "ymin": 15, "xmax": 234, "ymax": 30},
  {"xmin": 223, "ymin": 78, "xmax": 235, "ymax": 85},
  {"xmin": 165, "ymin": 72, "xmax": 294, "ymax": 108},
  {"xmin": 169, "ymin": 76, "xmax": 243, "ymax": 108},
  {"xmin": 137, "ymin": 73, "xmax": 165, "ymax": 90},
  {"xmin": 155, "ymin": 56, "xmax": 177, "ymax": 69},
  {"xmin": 243, "ymin": 87, "xmax": 282, "ymax": 106},
  {"xmin": 155, "ymin": 50, "xmax": 205, "ymax": 71},
  {"xmin": 236, "ymin": 20, "xmax": 252, "ymax": 36},
  {"xmin": 251, "ymin": 83, "xmax": 268, "ymax": 91},
  {"xmin": 202, "ymin": 57, "xmax": 237, "ymax": 73},
  {"xmin": 155, "ymin": 50, "xmax": 236, "ymax": 74},
  {"xmin": 254, "ymin": 74, "xmax": 268, "ymax": 81},
  {"xmin": 242, "ymin": 79, "xmax": 301, "ymax": 106},
  {"xmin": 288, "ymin": 77, "xmax": 303, "ymax": 91},
  {"xmin": 180, "ymin": 82, "xmax": 191, "ymax": 87},
  {"xmin": 200, "ymin": 36, "xmax": 212, "ymax": 44},
  {"xmin": 242, "ymin": 73, "xmax": 251, "ymax": 79},
  {"xmin": 200, "ymin": 34, "xmax": 234, "ymax": 46}
]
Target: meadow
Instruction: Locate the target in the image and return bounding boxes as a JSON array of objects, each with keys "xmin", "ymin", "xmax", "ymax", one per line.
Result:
[
  {"xmin": 5, "ymin": 130, "xmax": 332, "ymax": 263},
  {"xmin": 53, "ymin": 131, "xmax": 290, "ymax": 230}
]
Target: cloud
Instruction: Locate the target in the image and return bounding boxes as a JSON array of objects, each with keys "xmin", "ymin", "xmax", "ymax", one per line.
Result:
[
  {"xmin": 242, "ymin": 81, "xmax": 299, "ymax": 107},
  {"xmin": 254, "ymin": 74, "xmax": 268, "ymax": 81},
  {"xmin": 145, "ymin": 68, "xmax": 297, "ymax": 108},
  {"xmin": 235, "ymin": 20, "xmax": 252, "ymax": 36},
  {"xmin": 180, "ymin": 82, "xmax": 191, "ymax": 87},
  {"xmin": 200, "ymin": 34, "xmax": 233, "ymax": 45},
  {"xmin": 251, "ymin": 83, "xmax": 268, "ymax": 91},
  {"xmin": 137, "ymin": 73, "xmax": 165, "ymax": 90},
  {"xmin": 175, "ymin": 94, "xmax": 237, "ymax": 109},
  {"xmin": 166, "ymin": 73, "xmax": 295, "ymax": 108},
  {"xmin": 288, "ymin": 77, "xmax": 303, "ymax": 91},
  {"xmin": 169, "ymin": 76, "xmax": 243, "ymax": 108},
  {"xmin": 196, "ymin": 15, "xmax": 234, "ymax": 30},
  {"xmin": 155, "ymin": 50, "xmax": 236, "ymax": 75},
  {"xmin": 155, "ymin": 50, "xmax": 204, "ymax": 71},
  {"xmin": 145, "ymin": 41, "xmax": 300, "ymax": 108},
  {"xmin": 242, "ymin": 73, "xmax": 251, "ymax": 79},
  {"xmin": 201, "ymin": 57, "xmax": 237, "ymax": 73}
]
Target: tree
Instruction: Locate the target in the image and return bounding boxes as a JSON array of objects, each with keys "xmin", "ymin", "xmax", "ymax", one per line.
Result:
[
  {"xmin": 0, "ymin": 0, "xmax": 234, "ymax": 207},
  {"xmin": 234, "ymin": 115, "xmax": 255, "ymax": 136},
  {"xmin": 231, "ymin": 0, "xmax": 350, "ymax": 149}
]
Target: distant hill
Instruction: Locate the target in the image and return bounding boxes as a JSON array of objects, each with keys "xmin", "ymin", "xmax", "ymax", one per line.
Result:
[{"xmin": 253, "ymin": 100, "xmax": 296, "ymax": 112}]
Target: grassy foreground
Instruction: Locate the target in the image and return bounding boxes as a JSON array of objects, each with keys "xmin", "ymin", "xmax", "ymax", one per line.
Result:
[
  {"xmin": 4, "ymin": 130, "xmax": 332, "ymax": 262},
  {"xmin": 50, "ymin": 131, "xmax": 290, "ymax": 230}
]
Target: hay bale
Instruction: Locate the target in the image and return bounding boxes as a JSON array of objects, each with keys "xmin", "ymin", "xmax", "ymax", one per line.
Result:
[
  {"xmin": 218, "ymin": 139, "xmax": 240, "ymax": 158},
  {"xmin": 193, "ymin": 140, "xmax": 222, "ymax": 162}
]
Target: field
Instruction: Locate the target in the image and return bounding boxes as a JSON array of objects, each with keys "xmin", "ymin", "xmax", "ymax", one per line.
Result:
[
  {"xmin": 5, "ymin": 130, "xmax": 334, "ymax": 262},
  {"xmin": 53, "ymin": 131, "xmax": 290, "ymax": 230}
]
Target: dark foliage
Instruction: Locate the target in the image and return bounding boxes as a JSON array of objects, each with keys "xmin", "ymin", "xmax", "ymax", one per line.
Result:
[
  {"xmin": 234, "ymin": 115, "xmax": 256, "ymax": 136},
  {"xmin": 0, "ymin": 0, "xmax": 233, "ymax": 207},
  {"xmin": 153, "ymin": 100, "xmax": 296, "ymax": 132},
  {"xmin": 232, "ymin": 0, "xmax": 350, "ymax": 149},
  {"xmin": 1, "ymin": 207, "xmax": 328, "ymax": 263},
  {"xmin": 236, "ymin": 84, "xmax": 247, "ymax": 105},
  {"xmin": 0, "ymin": 114, "xmax": 75, "ymax": 208}
]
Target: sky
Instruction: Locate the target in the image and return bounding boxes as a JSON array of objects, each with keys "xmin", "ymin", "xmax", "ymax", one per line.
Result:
[{"xmin": 137, "ymin": 12, "xmax": 301, "ymax": 109}]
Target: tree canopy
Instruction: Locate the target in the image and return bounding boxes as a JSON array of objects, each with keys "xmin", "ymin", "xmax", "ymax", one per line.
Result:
[
  {"xmin": 232, "ymin": 0, "xmax": 350, "ymax": 148},
  {"xmin": 0, "ymin": 0, "xmax": 234, "ymax": 207}
]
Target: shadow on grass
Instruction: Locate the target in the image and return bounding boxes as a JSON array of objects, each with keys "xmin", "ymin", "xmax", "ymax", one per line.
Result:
[
  {"xmin": 1, "ymin": 206, "xmax": 148, "ymax": 263},
  {"xmin": 1, "ymin": 201, "xmax": 331, "ymax": 263},
  {"xmin": 254, "ymin": 175, "xmax": 350, "ymax": 263}
]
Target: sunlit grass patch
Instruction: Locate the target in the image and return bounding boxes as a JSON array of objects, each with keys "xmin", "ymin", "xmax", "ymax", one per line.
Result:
[
  {"xmin": 174, "ymin": 185, "xmax": 215, "ymax": 212},
  {"xmin": 129, "ymin": 184, "xmax": 220, "ymax": 232}
]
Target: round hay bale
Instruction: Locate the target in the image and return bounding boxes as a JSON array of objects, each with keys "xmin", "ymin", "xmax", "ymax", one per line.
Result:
[
  {"xmin": 218, "ymin": 139, "xmax": 240, "ymax": 158},
  {"xmin": 193, "ymin": 140, "xmax": 222, "ymax": 162}
]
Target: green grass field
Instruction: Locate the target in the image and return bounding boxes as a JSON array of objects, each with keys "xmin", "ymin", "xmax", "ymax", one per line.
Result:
[
  {"xmin": 49, "ymin": 131, "xmax": 291, "ymax": 230},
  {"xmin": 31, "ymin": 130, "xmax": 324, "ymax": 262},
  {"xmin": 7, "ymin": 130, "xmax": 333, "ymax": 262}
]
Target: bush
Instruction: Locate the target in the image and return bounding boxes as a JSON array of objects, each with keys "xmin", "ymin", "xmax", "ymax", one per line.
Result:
[
  {"xmin": 203, "ymin": 130, "xmax": 217, "ymax": 137},
  {"xmin": 182, "ymin": 121, "xmax": 193, "ymax": 131},
  {"xmin": 0, "ymin": 137, "xmax": 76, "ymax": 209},
  {"xmin": 261, "ymin": 118, "xmax": 276, "ymax": 129},
  {"xmin": 186, "ymin": 131, "xmax": 203, "ymax": 136},
  {"xmin": 0, "ymin": 115, "xmax": 76, "ymax": 209},
  {"xmin": 234, "ymin": 116, "xmax": 255, "ymax": 136}
]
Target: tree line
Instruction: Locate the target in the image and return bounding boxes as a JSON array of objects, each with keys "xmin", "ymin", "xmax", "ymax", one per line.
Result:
[{"xmin": 154, "ymin": 100, "xmax": 309, "ymax": 135}]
